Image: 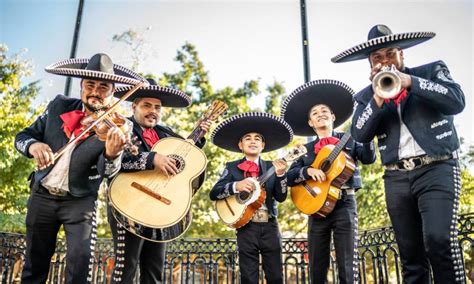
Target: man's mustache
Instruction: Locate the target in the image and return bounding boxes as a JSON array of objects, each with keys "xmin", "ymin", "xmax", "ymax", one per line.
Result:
[{"xmin": 87, "ymin": 95, "xmax": 103, "ymax": 103}]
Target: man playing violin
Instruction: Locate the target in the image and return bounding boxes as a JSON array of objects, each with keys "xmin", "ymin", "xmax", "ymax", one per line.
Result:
[
  {"xmin": 281, "ymin": 80, "xmax": 375, "ymax": 284},
  {"xmin": 209, "ymin": 112, "xmax": 292, "ymax": 284},
  {"xmin": 332, "ymin": 24, "xmax": 466, "ymax": 283},
  {"xmin": 108, "ymin": 78, "xmax": 211, "ymax": 284},
  {"xmin": 14, "ymin": 53, "xmax": 142, "ymax": 283}
]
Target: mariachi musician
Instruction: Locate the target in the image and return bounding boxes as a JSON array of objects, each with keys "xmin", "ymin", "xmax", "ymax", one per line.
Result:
[
  {"xmin": 332, "ymin": 24, "xmax": 466, "ymax": 283},
  {"xmin": 209, "ymin": 112, "xmax": 293, "ymax": 284},
  {"xmin": 15, "ymin": 53, "xmax": 143, "ymax": 283},
  {"xmin": 108, "ymin": 78, "xmax": 210, "ymax": 284},
  {"xmin": 282, "ymin": 80, "xmax": 375, "ymax": 284}
]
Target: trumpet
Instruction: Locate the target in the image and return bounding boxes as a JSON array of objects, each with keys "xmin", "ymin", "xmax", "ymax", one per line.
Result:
[{"xmin": 372, "ymin": 65, "xmax": 402, "ymax": 99}]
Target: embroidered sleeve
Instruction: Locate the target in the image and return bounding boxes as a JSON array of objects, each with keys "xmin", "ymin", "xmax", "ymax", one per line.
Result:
[
  {"xmin": 409, "ymin": 62, "xmax": 465, "ymax": 115},
  {"xmin": 209, "ymin": 164, "xmax": 236, "ymax": 201},
  {"xmin": 15, "ymin": 138, "xmax": 37, "ymax": 156},
  {"xmin": 122, "ymin": 152, "xmax": 150, "ymax": 170},
  {"xmin": 280, "ymin": 178, "xmax": 287, "ymax": 194},
  {"xmin": 356, "ymin": 103, "xmax": 373, "ymax": 130},
  {"xmin": 215, "ymin": 183, "xmax": 234, "ymax": 199},
  {"xmin": 293, "ymin": 168, "xmax": 307, "ymax": 184},
  {"xmin": 418, "ymin": 78, "xmax": 448, "ymax": 95},
  {"xmin": 102, "ymin": 153, "xmax": 122, "ymax": 178}
]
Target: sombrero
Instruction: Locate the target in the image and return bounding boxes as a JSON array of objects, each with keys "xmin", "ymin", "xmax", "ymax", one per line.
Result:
[
  {"xmin": 114, "ymin": 78, "xmax": 191, "ymax": 108},
  {"xmin": 211, "ymin": 112, "xmax": 293, "ymax": 153},
  {"xmin": 331, "ymin": 24, "xmax": 435, "ymax": 63},
  {"xmin": 281, "ymin": 79, "xmax": 354, "ymax": 136},
  {"xmin": 45, "ymin": 53, "xmax": 145, "ymax": 85}
]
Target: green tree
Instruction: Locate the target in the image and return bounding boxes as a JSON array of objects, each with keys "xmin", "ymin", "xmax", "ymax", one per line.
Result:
[{"xmin": 0, "ymin": 45, "xmax": 43, "ymax": 232}]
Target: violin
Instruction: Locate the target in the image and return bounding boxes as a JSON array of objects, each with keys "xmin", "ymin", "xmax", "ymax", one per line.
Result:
[
  {"xmin": 81, "ymin": 111, "xmax": 139, "ymax": 155},
  {"xmin": 51, "ymin": 81, "xmax": 147, "ymax": 163}
]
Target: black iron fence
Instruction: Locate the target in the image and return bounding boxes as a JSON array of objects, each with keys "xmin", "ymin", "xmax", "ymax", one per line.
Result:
[{"xmin": 1, "ymin": 213, "xmax": 473, "ymax": 283}]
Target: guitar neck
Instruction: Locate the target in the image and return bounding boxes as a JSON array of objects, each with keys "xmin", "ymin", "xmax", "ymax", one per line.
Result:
[
  {"xmin": 185, "ymin": 100, "xmax": 228, "ymax": 145},
  {"xmin": 258, "ymin": 156, "xmax": 290, "ymax": 186},
  {"xmin": 186, "ymin": 122, "xmax": 205, "ymax": 144},
  {"xmin": 327, "ymin": 132, "xmax": 351, "ymax": 163},
  {"xmin": 259, "ymin": 167, "xmax": 276, "ymax": 186}
]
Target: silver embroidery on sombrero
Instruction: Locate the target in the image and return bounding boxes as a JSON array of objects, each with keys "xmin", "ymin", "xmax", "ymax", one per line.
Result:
[
  {"xmin": 210, "ymin": 112, "xmax": 294, "ymax": 143},
  {"xmin": 45, "ymin": 58, "xmax": 145, "ymax": 85},
  {"xmin": 115, "ymin": 85, "xmax": 191, "ymax": 105},
  {"xmin": 331, "ymin": 32, "xmax": 436, "ymax": 63},
  {"xmin": 281, "ymin": 79, "xmax": 355, "ymax": 118}
]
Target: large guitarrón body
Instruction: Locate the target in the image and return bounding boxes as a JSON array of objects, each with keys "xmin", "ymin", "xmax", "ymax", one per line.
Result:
[{"xmin": 108, "ymin": 137, "xmax": 207, "ymax": 241}]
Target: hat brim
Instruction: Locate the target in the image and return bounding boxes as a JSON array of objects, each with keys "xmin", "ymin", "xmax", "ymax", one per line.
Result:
[
  {"xmin": 281, "ymin": 79, "xmax": 354, "ymax": 136},
  {"xmin": 211, "ymin": 112, "xmax": 293, "ymax": 153},
  {"xmin": 45, "ymin": 58, "xmax": 145, "ymax": 85},
  {"xmin": 331, "ymin": 31, "xmax": 435, "ymax": 63},
  {"xmin": 114, "ymin": 85, "xmax": 191, "ymax": 108}
]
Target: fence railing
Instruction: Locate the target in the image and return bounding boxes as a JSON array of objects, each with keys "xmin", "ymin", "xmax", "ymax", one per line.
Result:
[{"xmin": 1, "ymin": 213, "xmax": 473, "ymax": 283}]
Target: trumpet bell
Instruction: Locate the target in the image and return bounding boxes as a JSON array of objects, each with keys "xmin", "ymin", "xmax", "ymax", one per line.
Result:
[{"xmin": 372, "ymin": 65, "xmax": 402, "ymax": 99}]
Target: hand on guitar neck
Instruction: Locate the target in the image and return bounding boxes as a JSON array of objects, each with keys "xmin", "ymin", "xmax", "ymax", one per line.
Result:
[{"xmin": 272, "ymin": 159, "xmax": 288, "ymax": 176}]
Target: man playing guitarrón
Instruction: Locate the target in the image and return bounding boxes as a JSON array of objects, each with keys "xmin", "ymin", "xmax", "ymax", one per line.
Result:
[
  {"xmin": 209, "ymin": 112, "xmax": 293, "ymax": 284},
  {"xmin": 108, "ymin": 78, "xmax": 211, "ymax": 284},
  {"xmin": 282, "ymin": 80, "xmax": 375, "ymax": 284}
]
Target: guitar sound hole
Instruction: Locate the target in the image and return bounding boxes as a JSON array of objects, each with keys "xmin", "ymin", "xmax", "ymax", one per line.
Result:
[
  {"xmin": 237, "ymin": 191, "xmax": 252, "ymax": 204},
  {"xmin": 320, "ymin": 159, "xmax": 331, "ymax": 173},
  {"xmin": 167, "ymin": 154, "xmax": 185, "ymax": 174}
]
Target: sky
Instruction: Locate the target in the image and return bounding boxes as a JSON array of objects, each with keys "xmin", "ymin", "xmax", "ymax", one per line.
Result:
[{"xmin": 1, "ymin": 0, "xmax": 473, "ymax": 148}]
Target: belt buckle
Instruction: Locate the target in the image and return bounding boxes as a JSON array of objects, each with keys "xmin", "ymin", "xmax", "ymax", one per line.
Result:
[
  {"xmin": 47, "ymin": 188, "xmax": 67, "ymax": 196},
  {"xmin": 251, "ymin": 210, "xmax": 269, "ymax": 223},
  {"xmin": 402, "ymin": 158, "xmax": 416, "ymax": 171}
]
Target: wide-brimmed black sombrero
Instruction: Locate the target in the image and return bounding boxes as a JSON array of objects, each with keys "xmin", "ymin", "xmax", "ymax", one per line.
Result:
[
  {"xmin": 281, "ymin": 79, "xmax": 354, "ymax": 136},
  {"xmin": 331, "ymin": 24, "xmax": 436, "ymax": 63},
  {"xmin": 211, "ymin": 112, "xmax": 293, "ymax": 153},
  {"xmin": 114, "ymin": 78, "xmax": 191, "ymax": 108},
  {"xmin": 45, "ymin": 53, "xmax": 145, "ymax": 85}
]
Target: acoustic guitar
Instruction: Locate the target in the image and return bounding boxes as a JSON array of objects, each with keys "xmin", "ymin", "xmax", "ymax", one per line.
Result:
[
  {"xmin": 215, "ymin": 145, "xmax": 307, "ymax": 228},
  {"xmin": 108, "ymin": 100, "xmax": 228, "ymax": 242},
  {"xmin": 291, "ymin": 132, "xmax": 355, "ymax": 217}
]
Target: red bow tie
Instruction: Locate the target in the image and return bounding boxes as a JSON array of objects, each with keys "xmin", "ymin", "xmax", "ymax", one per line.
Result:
[
  {"xmin": 142, "ymin": 128, "xmax": 160, "ymax": 147},
  {"xmin": 60, "ymin": 110, "xmax": 89, "ymax": 141},
  {"xmin": 237, "ymin": 160, "xmax": 260, "ymax": 178},
  {"xmin": 384, "ymin": 88, "xmax": 409, "ymax": 106},
  {"xmin": 314, "ymin": 137, "xmax": 340, "ymax": 154}
]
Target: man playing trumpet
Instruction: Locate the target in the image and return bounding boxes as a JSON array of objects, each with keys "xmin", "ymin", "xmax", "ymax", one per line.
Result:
[{"xmin": 332, "ymin": 24, "xmax": 466, "ymax": 283}]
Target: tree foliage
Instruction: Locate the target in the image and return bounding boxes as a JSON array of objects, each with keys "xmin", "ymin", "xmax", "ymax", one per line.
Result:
[{"xmin": 0, "ymin": 45, "xmax": 43, "ymax": 232}]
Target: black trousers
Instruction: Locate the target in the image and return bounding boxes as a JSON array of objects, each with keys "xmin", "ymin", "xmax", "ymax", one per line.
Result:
[
  {"xmin": 21, "ymin": 192, "xmax": 97, "ymax": 284},
  {"xmin": 384, "ymin": 159, "xmax": 465, "ymax": 283},
  {"xmin": 236, "ymin": 219, "xmax": 283, "ymax": 284},
  {"xmin": 308, "ymin": 194, "xmax": 359, "ymax": 284},
  {"xmin": 108, "ymin": 206, "xmax": 166, "ymax": 284}
]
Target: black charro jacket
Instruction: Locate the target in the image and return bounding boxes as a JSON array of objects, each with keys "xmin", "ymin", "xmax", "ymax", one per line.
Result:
[
  {"xmin": 15, "ymin": 95, "xmax": 121, "ymax": 197},
  {"xmin": 351, "ymin": 61, "xmax": 465, "ymax": 165}
]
